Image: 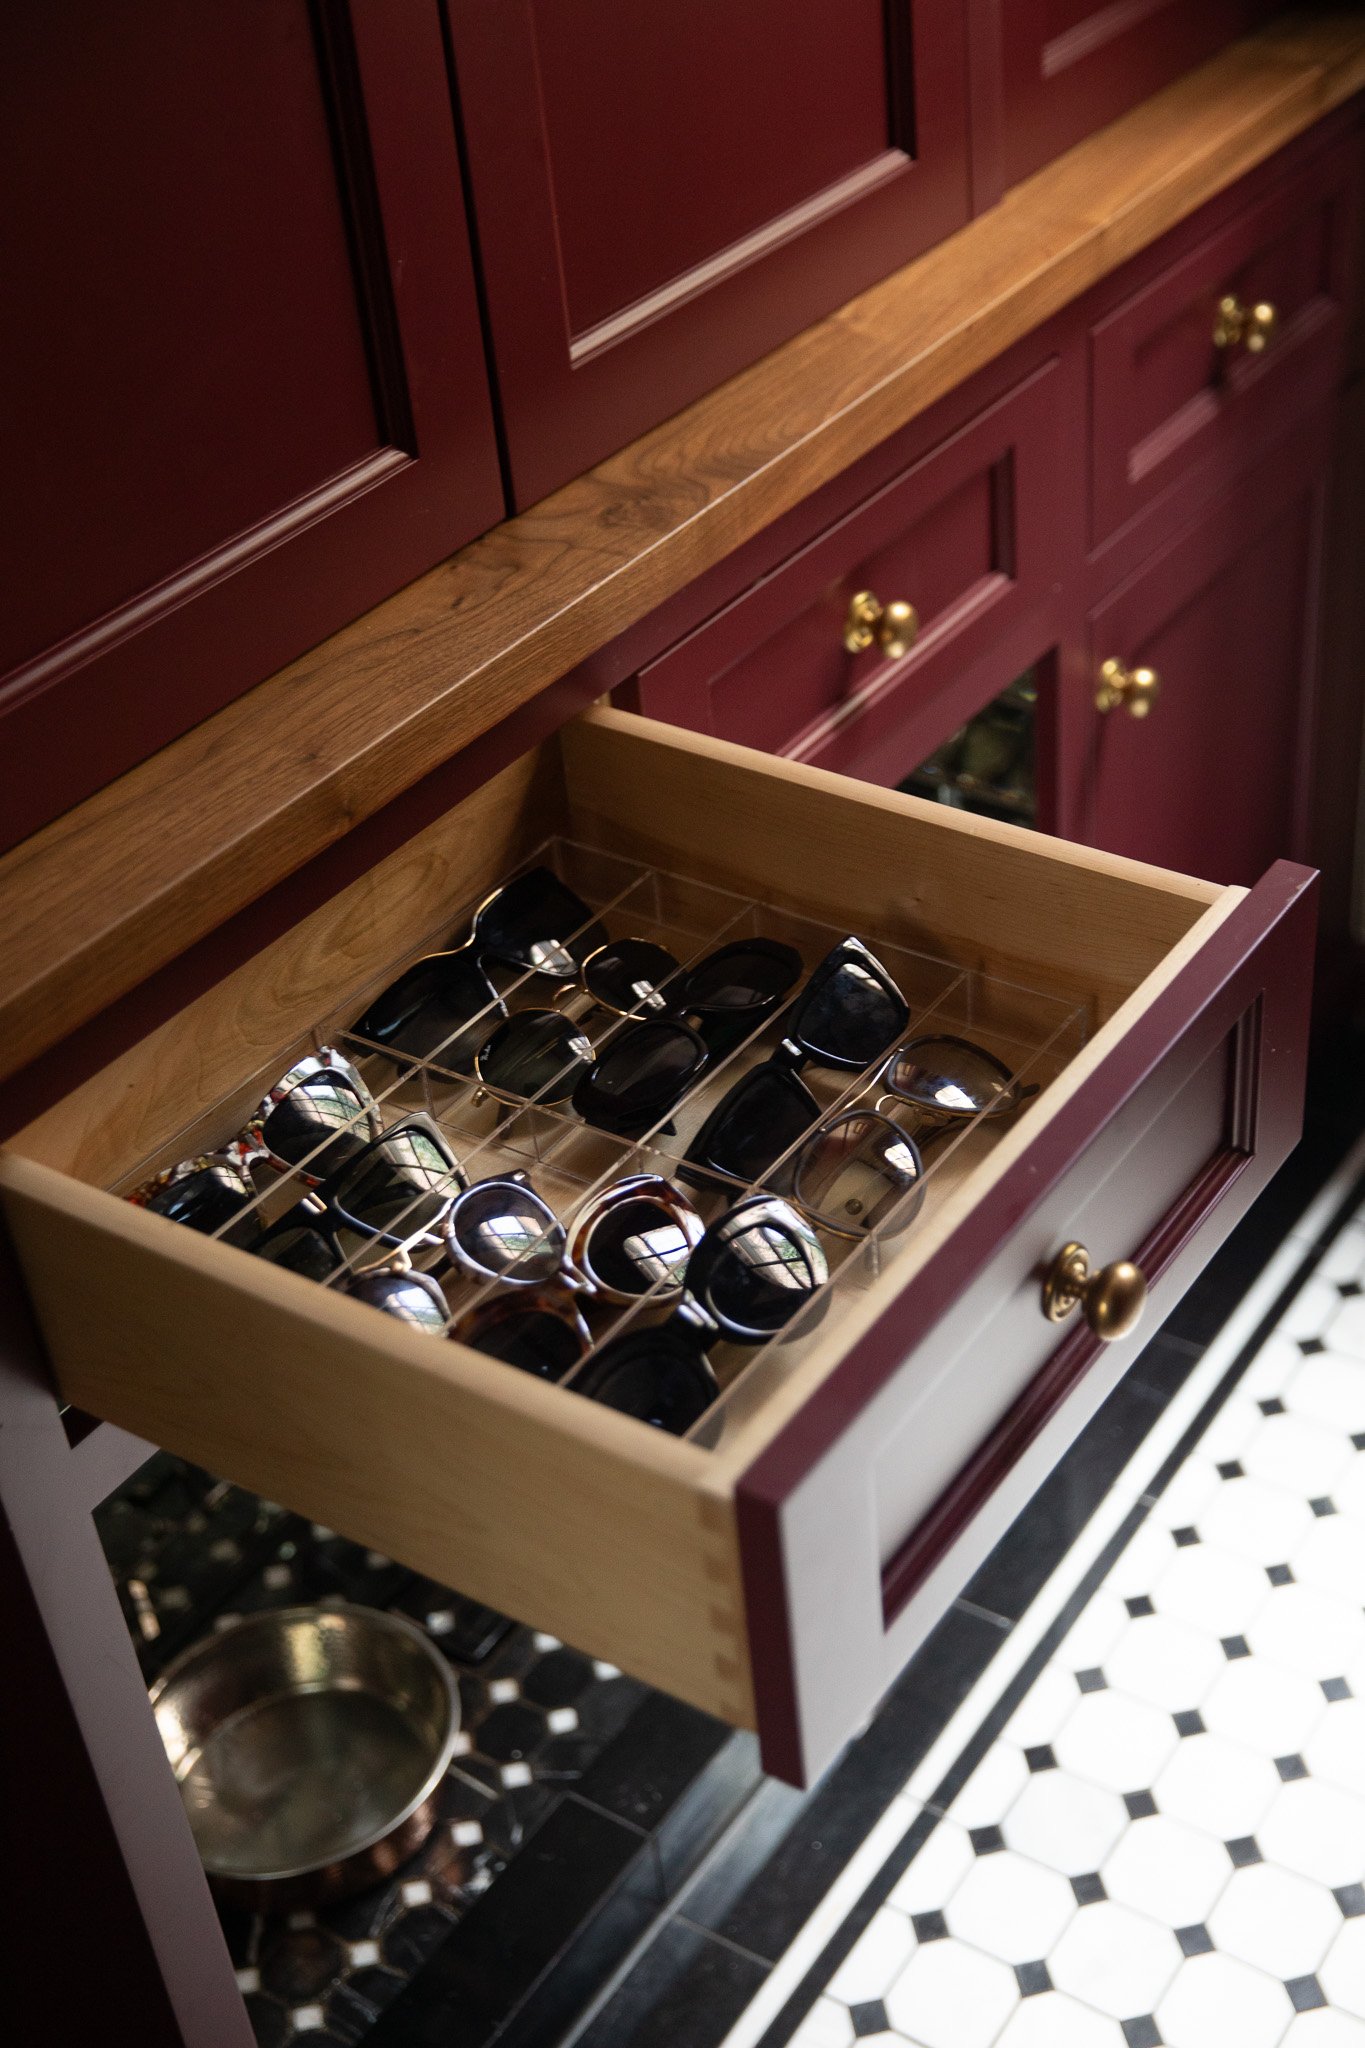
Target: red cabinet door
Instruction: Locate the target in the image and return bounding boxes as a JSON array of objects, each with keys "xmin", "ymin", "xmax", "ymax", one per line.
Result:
[
  {"xmin": 0, "ymin": 2, "xmax": 504, "ymax": 855},
  {"xmin": 1000, "ymin": 0, "xmax": 1278, "ymax": 192},
  {"xmin": 1086, "ymin": 422, "xmax": 1329, "ymax": 887},
  {"xmin": 449, "ymin": 0, "xmax": 971, "ymax": 508}
]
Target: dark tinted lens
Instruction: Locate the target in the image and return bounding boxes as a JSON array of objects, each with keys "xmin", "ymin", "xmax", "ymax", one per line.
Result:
[
  {"xmin": 575, "ymin": 1020, "xmax": 706, "ymax": 1131},
  {"xmin": 252, "ymin": 1224, "xmax": 339, "ymax": 1281},
  {"xmin": 146, "ymin": 1163, "xmax": 253, "ymax": 1236},
  {"xmin": 576, "ymin": 1329, "xmax": 718, "ymax": 1434},
  {"xmin": 694, "ymin": 1199, "xmax": 828, "ymax": 1341},
  {"xmin": 792, "ymin": 942, "xmax": 908, "ymax": 1069},
  {"xmin": 677, "ymin": 939, "xmax": 802, "ymax": 1014},
  {"xmin": 331, "ymin": 1127, "xmax": 460, "ymax": 1236},
  {"xmin": 794, "ymin": 1113, "xmax": 923, "ymax": 1236},
  {"xmin": 582, "ymin": 937, "xmax": 679, "ymax": 1015},
  {"xmin": 344, "ymin": 1269, "xmax": 450, "ymax": 1335},
  {"xmin": 885, "ymin": 1036, "xmax": 1016, "ymax": 1117},
  {"xmin": 448, "ymin": 1179, "xmax": 563, "ymax": 1283},
  {"xmin": 479, "ymin": 1012, "xmax": 595, "ymax": 1102},
  {"xmin": 454, "ymin": 1300, "xmax": 586, "ymax": 1381},
  {"xmin": 352, "ymin": 950, "xmax": 505, "ymax": 1069},
  {"xmin": 581, "ymin": 1198, "xmax": 695, "ymax": 1297},
  {"xmin": 262, "ymin": 1071, "xmax": 372, "ymax": 1174},
  {"xmin": 685, "ymin": 1064, "xmax": 818, "ymax": 1185},
  {"xmin": 474, "ymin": 866, "xmax": 607, "ymax": 978}
]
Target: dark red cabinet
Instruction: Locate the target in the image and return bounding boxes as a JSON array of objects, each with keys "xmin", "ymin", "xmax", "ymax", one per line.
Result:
[
  {"xmin": 1085, "ymin": 421, "xmax": 1330, "ymax": 887},
  {"xmin": 0, "ymin": 1, "xmax": 504, "ymax": 855},
  {"xmin": 624, "ymin": 359, "xmax": 1063, "ymax": 789},
  {"xmin": 998, "ymin": 0, "xmax": 1279, "ymax": 192},
  {"xmin": 448, "ymin": 0, "xmax": 972, "ymax": 508}
]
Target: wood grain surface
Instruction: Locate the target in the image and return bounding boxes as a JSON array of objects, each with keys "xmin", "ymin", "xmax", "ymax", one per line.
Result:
[{"xmin": 2, "ymin": 6, "xmax": 1362, "ymax": 1085}]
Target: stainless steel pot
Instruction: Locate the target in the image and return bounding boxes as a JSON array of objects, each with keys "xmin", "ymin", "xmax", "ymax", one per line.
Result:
[{"xmin": 150, "ymin": 1603, "xmax": 460, "ymax": 1909}]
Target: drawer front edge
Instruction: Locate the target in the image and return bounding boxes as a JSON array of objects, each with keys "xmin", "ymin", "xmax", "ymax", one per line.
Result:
[{"xmin": 736, "ymin": 861, "xmax": 1316, "ymax": 1784}]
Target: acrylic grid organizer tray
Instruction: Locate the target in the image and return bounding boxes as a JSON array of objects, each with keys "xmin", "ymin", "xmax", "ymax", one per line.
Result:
[{"xmin": 115, "ymin": 836, "xmax": 1089, "ymax": 1448}]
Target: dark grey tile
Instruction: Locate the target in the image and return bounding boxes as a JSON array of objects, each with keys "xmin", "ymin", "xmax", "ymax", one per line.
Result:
[{"xmin": 574, "ymin": 1918, "xmax": 768, "ymax": 2048}]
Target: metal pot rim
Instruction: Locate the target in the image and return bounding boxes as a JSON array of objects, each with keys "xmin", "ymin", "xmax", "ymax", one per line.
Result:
[{"xmin": 149, "ymin": 1601, "xmax": 461, "ymax": 1886}]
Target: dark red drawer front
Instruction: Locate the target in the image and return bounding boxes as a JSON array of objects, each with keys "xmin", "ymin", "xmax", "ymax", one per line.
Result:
[
  {"xmin": 737, "ymin": 860, "xmax": 1316, "ymax": 1784},
  {"xmin": 1000, "ymin": 1, "xmax": 1277, "ymax": 193},
  {"xmin": 632, "ymin": 360, "xmax": 1061, "ymax": 785},
  {"xmin": 1090, "ymin": 132, "xmax": 1362, "ymax": 552}
]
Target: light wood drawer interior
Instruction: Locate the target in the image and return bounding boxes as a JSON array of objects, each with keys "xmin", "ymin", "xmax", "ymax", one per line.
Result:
[{"xmin": 1, "ymin": 710, "xmax": 1241, "ymax": 1770}]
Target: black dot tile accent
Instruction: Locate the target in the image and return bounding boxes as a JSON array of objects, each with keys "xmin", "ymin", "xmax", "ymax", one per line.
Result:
[
  {"xmin": 1072, "ymin": 1872, "xmax": 1107, "ymax": 1906},
  {"xmin": 850, "ymin": 1999, "xmax": 889, "ymax": 2038},
  {"xmin": 1076, "ymin": 1668, "xmax": 1107, "ymax": 1694},
  {"xmin": 1334, "ymin": 1883, "xmax": 1365, "ymax": 1918},
  {"xmin": 1299, "ymin": 1335, "xmax": 1329, "ymax": 1352},
  {"xmin": 1016, "ymin": 1960, "xmax": 1052, "ymax": 1997},
  {"xmin": 1216, "ymin": 1460, "xmax": 1245, "ymax": 1480},
  {"xmin": 1121, "ymin": 2019, "xmax": 1162, "ymax": 2048},
  {"xmin": 1339, "ymin": 1281, "xmax": 1363, "ymax": 1299},
  {"xmin": 1176, "ymin": 1924, "xmax": 1214, "ymax": 1957},
  {"xmin": 1221, "ymin": 1636, "xmax": 1251, "ymax": 1661},
  {"xmin": 1024, "ymin": 1744, "xmax": 1058, "ymax": 1773},
  {"xmin": 1310, "ymin": 1497, "xmax": 1338, "ymax": 1518},
  {"xmin": 1124, "ymin": 1790, "xmax": 1158, "ymax": 1819},
  {"xmin": 1322, "ymin": 1676, "xmax": 1353, "ymax": 1701},
  {"xmin": 1287, "ymin": 1975, "xmax": 1328, "ymax": 2012},
  {"xmin": 1173, "ymin": 1709, "xmax": 1206, "ymax": 1737},
  {"xmin": 1267, "ymin": 1563, "xmax": 1295, "ymax": 1586},
  {"xmin": 1172, "ymin": 1526, "xmax": 1200, "ymax": 1548},
  {"xmin": 1352, "ymin": 1432, "xmax": 1365, "ymax": 1452},
  {"xmin": 1275, "ymin": 1753, "xmax": 1309, "ymax": 1781},
  {"xmin": 1226, "ymin": 1836, "xmax": 1263, "ymax": 1867},
  {"xmin": 912, "ymin": 1910, "xmax": 948, "ymax": 1943},
  {"xmin": 969, "ymin": 1824, "xmax": 1005, "ymax": 1856},
  {"xmin": 1125, "ymin": 1595, "xmax": 1155, "ymax": 1618},
  {"xmin": 1259, "ymin": 1397, "xmax": 1286, "ymax": 1416}
]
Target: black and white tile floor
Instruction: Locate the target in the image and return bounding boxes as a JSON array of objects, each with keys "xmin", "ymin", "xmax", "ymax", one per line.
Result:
[{"xmin": 714, "ymin": 1151, "xmax": 1365, "ymax": 2048}]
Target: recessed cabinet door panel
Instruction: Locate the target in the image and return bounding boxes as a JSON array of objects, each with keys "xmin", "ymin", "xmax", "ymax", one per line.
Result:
[
  {"xmin": 1001, "ymin": 0, "xmax": 1278, "ymax": 191},
  {"xmin": 1087, "ymin": 429, "xmax": 1328, "ymax": 888},
  {"xmin": 0, "ymin": 2, "xmax": 503, "ymax": 854},
  {"xmin": 449, "ymin": 0, "xmax": 971, "ymax": 507}
]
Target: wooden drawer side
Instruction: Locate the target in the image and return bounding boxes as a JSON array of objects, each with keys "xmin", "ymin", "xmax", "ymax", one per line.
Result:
[{"xmin": 0, "ymin": 1158, "xmax": 755, "ymax": 1728}]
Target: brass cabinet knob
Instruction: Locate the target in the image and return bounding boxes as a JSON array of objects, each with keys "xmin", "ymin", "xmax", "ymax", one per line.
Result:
[
  {"xmin": 1043, "ymin": 1241, "xmax": 1148, "ymax": 1341},
  {"xmin": 1096, "ymin": 657, "xmax": 1160, "ymax": 718},
  {"xmin": 1213, "ymin": 293, "xmax": 1279, "ymax": 354},
  {"xmin": 843, "ymin": 589, "xmax": 920, "ymax": 660}
]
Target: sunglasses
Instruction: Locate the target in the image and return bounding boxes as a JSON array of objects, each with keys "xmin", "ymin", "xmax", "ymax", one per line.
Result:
[
  {"xmin": 442, "ymin": 1169, "xmax": 703, "ymax": 1299},
  {"xmin": 682, "ymin": 937, "xmax": 909, "ymax": 1187},
  {"xmin": 351, "ymin": 866, "xmax": 609, "ymax": 1068},
  {"xmin": 876, "ymin": 1034, "xmax": 1036, "ymax": 1126},
  {"xmin": 567, "ymin": 937, "xmax": 803, "ymax": 1138},
  {"xmin": 130, "ymin": 1047, "xmax": 382, "ymax": 1236},
  {"xmin": 342, "ymin": 1252, "xmax": 454, "ymax": 1336},
  {"xmin": 574, "ymin": 1194, "xmax": 829, "ymax": 1433},
  {"xmin": 249, "ymin": 1117, "xmax": 466, "ymax": 1278}
]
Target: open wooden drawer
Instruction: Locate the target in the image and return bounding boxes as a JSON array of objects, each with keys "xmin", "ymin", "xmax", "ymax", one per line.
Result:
[{"xmin": 0, "ymin": 710, "xmax": 1314, "ymax": 1785}]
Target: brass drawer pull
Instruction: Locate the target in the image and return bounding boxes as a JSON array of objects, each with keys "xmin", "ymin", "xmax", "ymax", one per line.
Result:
[
  {"xmin": 1096, "ymin": 658, "xmax": 1160, "ymax": 718},
  {"xmin": 1213, "ymin": 293, "xmax": 1279, "ymax": 354},
  {"xmin": 1043, "ymin": 1240, "xmax": 1147, "ymax": 1340},
  {"xmin": 843, "ymin": 589, "xmax": 919, "ymax": 660}
]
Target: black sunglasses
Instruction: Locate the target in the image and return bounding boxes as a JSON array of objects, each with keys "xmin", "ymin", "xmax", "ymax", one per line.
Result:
[
  {"xmin": 249, "ymin": 1118, "xmax": 466, "ymax": 1278},
  {"xmin": 574, "ymin": 1195, "xmax": 829, "ymax": 1433},
  {"xmin": 351, "ymin": 866, "xmax": 609, "ymax": 1067},
  {"xmin": 570, "ymin": 938, "xmax": 803, "ymax": 1137},
  {"xmin": 682, "ymin": 937, "xmax": 909, "ymax": 1186}
]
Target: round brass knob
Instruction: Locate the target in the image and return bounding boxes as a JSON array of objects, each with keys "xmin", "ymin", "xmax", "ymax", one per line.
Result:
[
  {"xmin": 1213, "ymin": 293, "xmax": 1279, "ymax": 354},
  {"xmin": 1042, "ymin": 1241, "xmax": 1148, "ymax": 1341},
  {"xmin": 843, "ymin": 589, "xmax": 920, "ymax": 661},
  {"xmin": 1096, "ymin": 658, "xmax": 1160, "ymax": 719}
]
